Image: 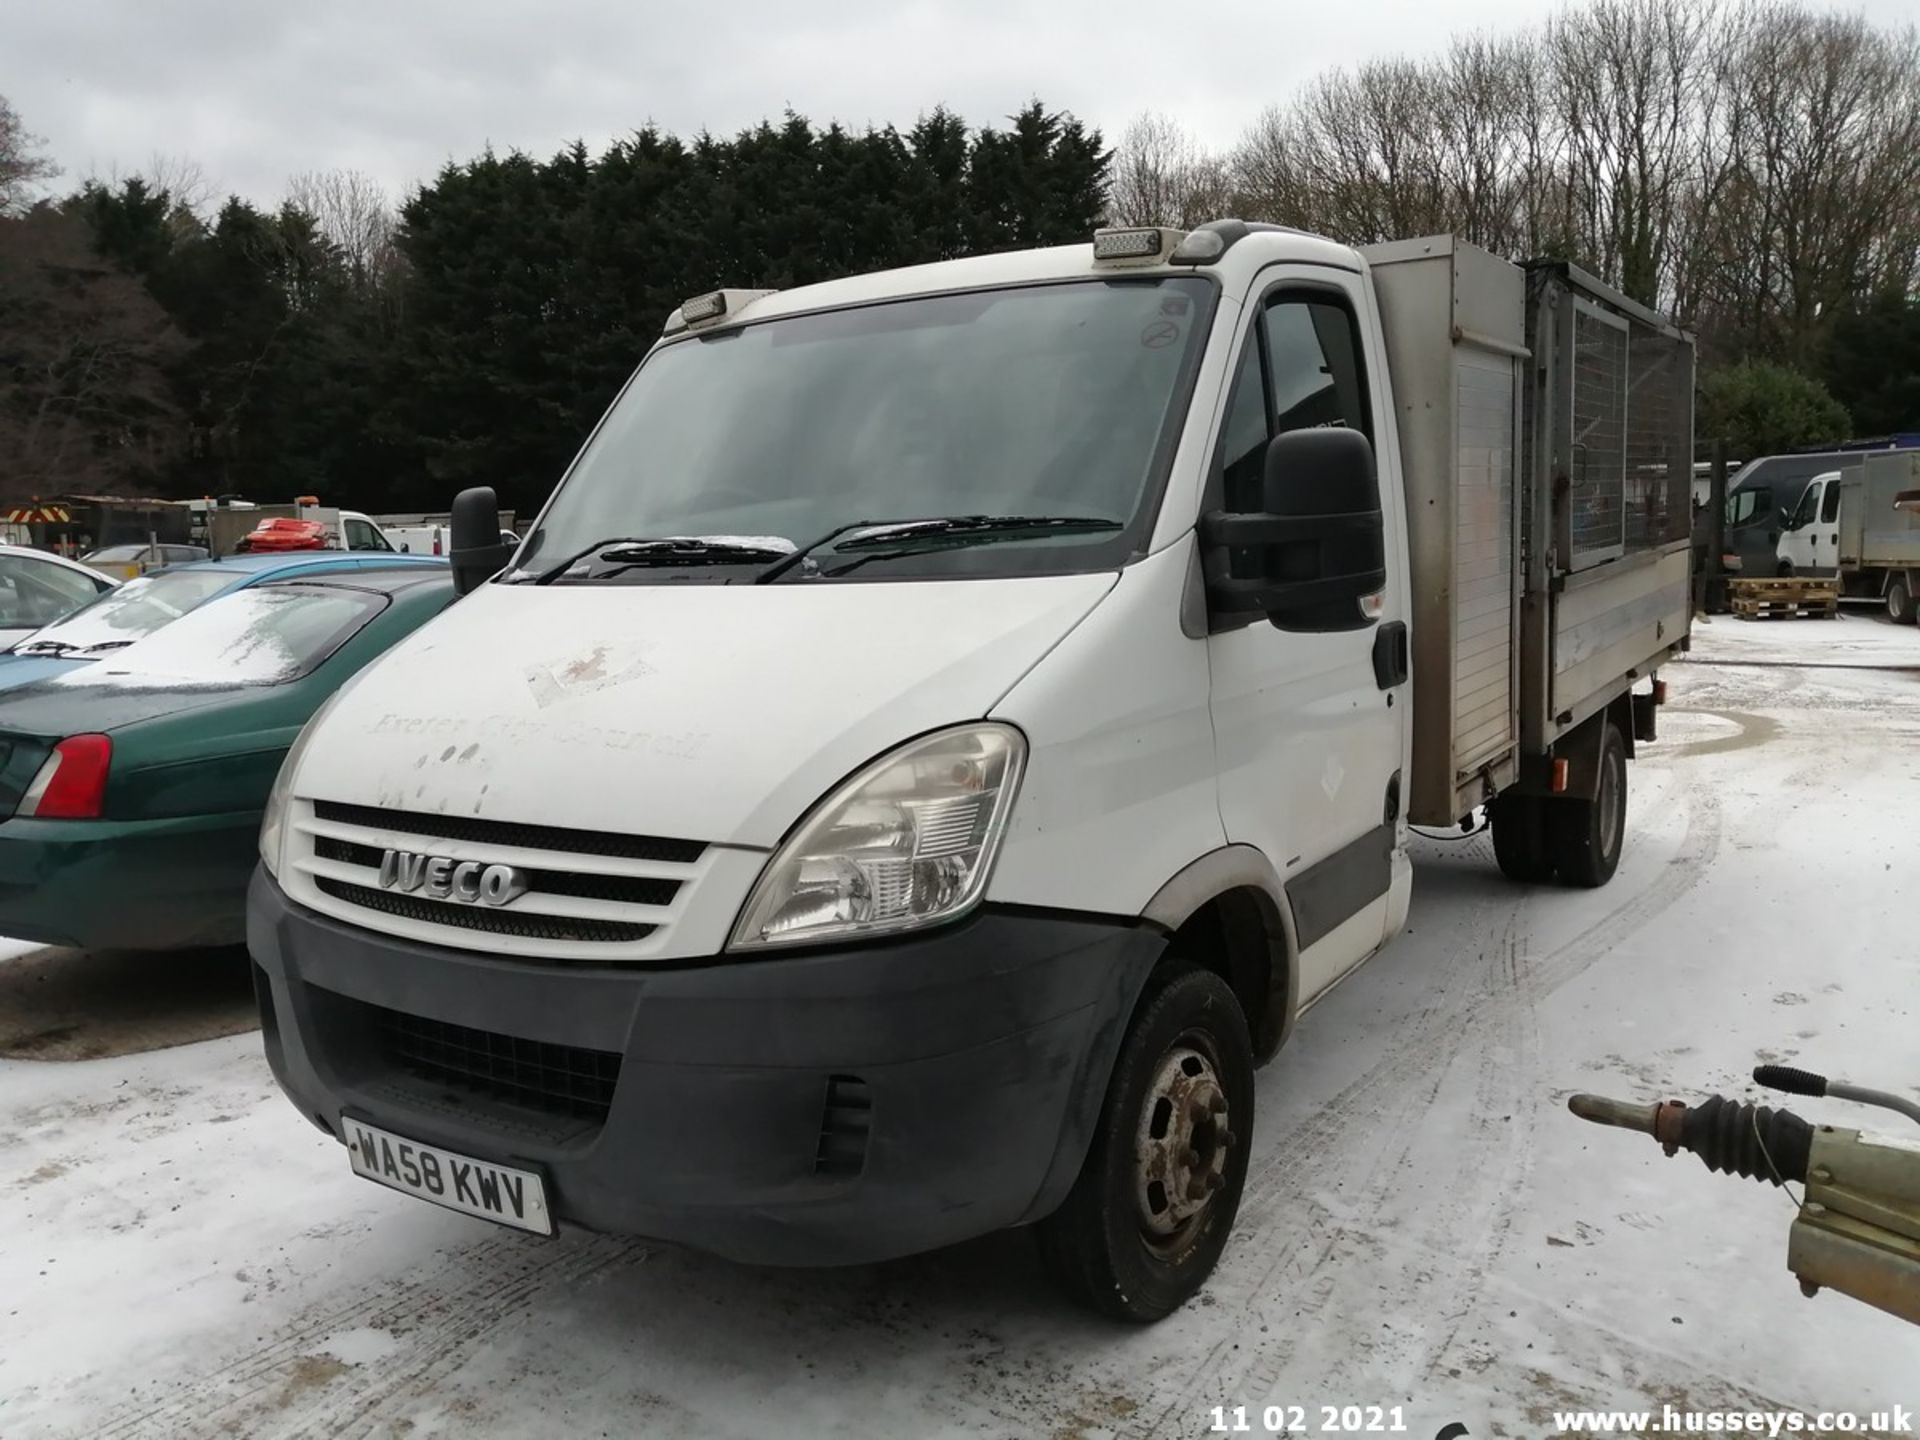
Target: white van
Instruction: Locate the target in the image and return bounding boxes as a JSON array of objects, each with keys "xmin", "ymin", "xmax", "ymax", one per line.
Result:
[
  {"xmin": 251, "ymin": 224, "xmax": 1694, "ymax": 1319},
  {"xmin": 1777, "ymin": 454, "xmax": 1920, "ymax": 621}
]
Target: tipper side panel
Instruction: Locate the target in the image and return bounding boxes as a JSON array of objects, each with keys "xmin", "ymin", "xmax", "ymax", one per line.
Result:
[
  {"xmin": 1861, "ymin": 453, "xmax": 1920, "ymax": 569},
  {"xmin": 1524, "ymin": 262, "xmax": 1695, "ymax": 741},
  {"xmin": 1363, "ymin": 237, "xmax": 1525, "ymax": 826}
]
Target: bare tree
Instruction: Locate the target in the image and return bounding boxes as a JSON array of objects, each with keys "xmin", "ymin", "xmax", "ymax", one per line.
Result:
[
  {"xmin": 0, "ymin": 94, "xmax": 58, "ymax": 215},
  {"xmin": 1543, "ymin": 0, "xmax": 1725, "ymax": 305},
  {"xmin": 1209, "ymin": 0, "xmax": 1919, "ymax": 376},
  {"xmin": 1107, "ymin": 113, "xmax": 1233, "ymax": 229},
  {"xmin": 285, "ymin": 168, "xmax": 400, "ymax": 286},
  {"xmin": 1229, "ymin": 106, "xmax": 1304, "ymax": 225},
  {"xmin": 141, "ymin": 152, "xmax": 218, "ymax": 218}
]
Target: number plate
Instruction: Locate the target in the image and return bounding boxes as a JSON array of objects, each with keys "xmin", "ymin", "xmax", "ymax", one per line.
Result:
[{"xmin": 344, "ymin": 1119, "xmax": 554, "ymax": 1236}]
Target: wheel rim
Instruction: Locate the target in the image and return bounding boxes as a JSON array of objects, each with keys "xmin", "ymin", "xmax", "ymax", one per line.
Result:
[
  {"xmin": 1599, "ymin": 745, "xmax": 1624, "ymax": 859},
  {"xmin": 1133, "ymin": 1038, "xmax": 1235, "ymax": 1249}
]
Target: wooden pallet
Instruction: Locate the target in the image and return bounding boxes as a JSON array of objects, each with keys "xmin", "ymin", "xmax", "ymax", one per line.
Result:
[{"xmin": 1728, "ymin": 575, "xmax": 1840, "ymax": 620}]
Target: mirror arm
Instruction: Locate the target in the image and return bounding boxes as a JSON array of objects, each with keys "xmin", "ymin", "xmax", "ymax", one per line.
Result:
[
  {"xmin": 1201, "ymin": 509, "xmax": 1384, "ymax": 546},
  {"xmin": 1206, "ymin": 568, "xmax": 1389, "ymax": 615}
]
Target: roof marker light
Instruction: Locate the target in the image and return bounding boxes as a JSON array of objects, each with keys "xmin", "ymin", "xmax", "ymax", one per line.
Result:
[
  {"xmin": 1171, "ymin": 230, "xmax": 1227, "ymax": 264},
  {"xmin": 679, "ymin": 291, "xmax": 728, "ymax": 324}
]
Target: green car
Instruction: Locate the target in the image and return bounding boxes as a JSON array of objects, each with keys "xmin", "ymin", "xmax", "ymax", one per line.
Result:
[{"xmin": 0, "ymin": 568, "xmax": 453, "ymax": 951}]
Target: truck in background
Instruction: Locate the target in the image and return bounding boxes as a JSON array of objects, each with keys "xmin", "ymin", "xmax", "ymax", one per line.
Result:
[
  {"xmin": 250, "ymin": 223, "xmax": 1694, "ymax": 1320},
  {"xmin": 1777, "ymin": 451, "xmax": 1920, "ymax": 621},
  {"xmin": 381, "ymin": 513, "xmax": 519, "ymax": 557},
  {"xmin": 1711, "ymin": 439, "xmax": 1920, "ymax": 578},
  {"xmin": 211, "ymin": 499, "xmax": 398, "ymax": 557}
]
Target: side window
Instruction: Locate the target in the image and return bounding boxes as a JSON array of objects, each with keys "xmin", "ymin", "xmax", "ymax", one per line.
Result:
[
  {"xmin": 1793, "ymin": 483, "xmax": 1821, "ymax": 528},
  {"xmin": 1260, "ymin": 298, "xmax": 1370, "ymax": 439},
  {"xmin": 344, "ymin": 519, "xmax": 390, "ymax": 551},
  {"xmin": 1219, "ymin": 338, "xmax": 1270, "ymax": 513},
  {"xmin": 0, "ymin": 557, "xmax": 101, "ymax": 627},
  {"xmin": 1821, "ymin": 481, "xmax": 1842, "ymax": 524}
]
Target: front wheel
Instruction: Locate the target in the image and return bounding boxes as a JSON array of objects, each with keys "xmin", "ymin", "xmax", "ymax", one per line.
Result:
[
  {"xmin": 1548, "ymin": 721, "xmax": 1628, "ymax": 888},
  {"xmin": 1888, "ymin": 576, "xmax": 1915, "ymax": 625},
  {"xmin": 1036, "ymin": 968, "xmax": 1254, "ymax": 1323}
]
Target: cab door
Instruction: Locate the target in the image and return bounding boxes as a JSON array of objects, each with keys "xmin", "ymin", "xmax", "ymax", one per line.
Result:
[
  {"xmin": 1807, "ymin": 475, "xmax": 1842, "ymax": 576},
  {"xmin": 1780, "ymin": 476, "xmax": 1832, "ymax": 575},
  {"xmin": 1204, "ymin": 273, "xmax": 1409, "ymax": 1003}
]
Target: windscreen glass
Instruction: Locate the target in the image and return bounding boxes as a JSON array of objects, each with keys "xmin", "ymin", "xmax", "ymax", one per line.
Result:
[{"xmin": 517, "ymin": 278, "xmax": 1215, "ymax": 580}]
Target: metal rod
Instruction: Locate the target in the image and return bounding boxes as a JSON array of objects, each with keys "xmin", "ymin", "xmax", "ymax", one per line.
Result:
[
  {"xmin": 1568, "ymin": 1093, "xmax": 1661, "ymax": 1134},
  {"xmin": 1450, "ymin": 324, "xmax": 1532, "ymax": 360}
]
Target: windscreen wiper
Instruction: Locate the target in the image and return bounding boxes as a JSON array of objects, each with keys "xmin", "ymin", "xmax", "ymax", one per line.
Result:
[
  {"xmin": 15, "ymin": 639, "xmax": 80, "ymax": 655},
  {"xmin": 528, "ymin": 536, "xmax": 792, "ymax": 585},
  {"xmin": 754, "ymin": 518, "xmax": 913, "ymax": 584},
  {"xmin": 814, "ymin": 515, "xmax": 1124, "ymax": 578}
]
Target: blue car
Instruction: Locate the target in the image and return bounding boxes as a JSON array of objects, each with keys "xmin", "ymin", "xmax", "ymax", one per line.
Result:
[{"xmin": 0, "ymin": 550, "xmax": 447, "ymax": 693}]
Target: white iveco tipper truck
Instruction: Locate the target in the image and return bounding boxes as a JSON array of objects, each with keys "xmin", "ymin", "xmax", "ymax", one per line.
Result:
[{"xmin": 251, "ymin": 223, "xmax": 1695, "ymax": 1320}]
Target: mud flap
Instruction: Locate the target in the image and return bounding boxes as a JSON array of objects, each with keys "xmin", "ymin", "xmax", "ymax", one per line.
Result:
[{"xmin": 1631, "ymin": 691, "xmax": 1658, "ymax": 743}]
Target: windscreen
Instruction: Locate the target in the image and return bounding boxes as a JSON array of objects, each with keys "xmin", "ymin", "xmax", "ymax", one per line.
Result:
[
  {"xmin": 16, "ymin": 567, "xmax": 236, "ymax": 654},
  {"xmin": 83, "ymin": 545, "xmax": 148, "ymax": 563},
  {"xmin": 56, "ymin": 584, "xmax": 385, "ymax": 688},
  {"xmin": 517, "ymin": 277, "xmax": 1214, "ymax": 579},
  {"xmin": 1725, "ymin": 488, "xmax": 1771, "ymax": 526}
]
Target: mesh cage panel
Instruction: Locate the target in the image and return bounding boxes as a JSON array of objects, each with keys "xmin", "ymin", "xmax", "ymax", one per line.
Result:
[
  {"xmin": 1569, "ymin": 308, "xmax": 1627, "ymax": 565},
  {"xmin": 1625, "ymin": 327, "xmax": 1694, "ymax": 548}
]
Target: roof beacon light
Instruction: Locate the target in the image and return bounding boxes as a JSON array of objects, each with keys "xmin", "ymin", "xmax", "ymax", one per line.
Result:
[
  {"xmin": 663, "ymin": 287, "xmax": 778, "ymax": 336},
  {"xmin": 679, "ymin": 291, "xmax": 728, "ymax": 325},
  {"xmin": 1092, "ymin": 227, "xmax": 1180, "ymax": 265}
]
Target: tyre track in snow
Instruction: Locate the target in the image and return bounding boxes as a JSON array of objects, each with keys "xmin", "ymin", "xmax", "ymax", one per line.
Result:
[
  {"xmin": 87, "ymin": 1231, "xmax": 647, "ymax": 1440},
  {"xmin": 1116, "ymin": 771, "xmax": 1720, "ymax": 1438}
]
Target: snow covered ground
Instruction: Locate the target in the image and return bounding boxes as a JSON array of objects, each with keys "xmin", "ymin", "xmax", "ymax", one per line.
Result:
[{"xmin": 2, "ymin": 610, "xmax": 1916, "ymax": 1439}]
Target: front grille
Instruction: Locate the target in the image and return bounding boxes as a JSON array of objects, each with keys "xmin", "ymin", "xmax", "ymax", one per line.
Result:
[
  {"xmin": 312, "ymin": 836, "xmax": 680, "ymax": 907},
  {"xmin": 358, "ymin": 998, "xmax": 621, "ymax": 1121},
  {"xmin": 312, "ymin": 800, "xmax": 705, "ymax": 864},
  {"xmin": 315, "ymin": 878, "xmax": 655, "ymax": 944}
]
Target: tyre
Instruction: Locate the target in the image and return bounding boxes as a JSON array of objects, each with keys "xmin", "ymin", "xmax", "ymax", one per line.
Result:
[
  {"xmin": 1036, "ymin": 967, "xmax": 1254, "ymax": 1323},
  {"xmin": 1776, "ymin": 559, "xmax": 1796, "ymax": 578},
  {"xmin": 1548, "ymin": 721, "xmax": 1628, "ymax": 888},
  {"xmin": 1490, "ymin": 793, "xmax": 1555, "ymax": 883},
  {"xmin": 1888, "ymin": 576, "xmax": 1915, "ymax": 625}
]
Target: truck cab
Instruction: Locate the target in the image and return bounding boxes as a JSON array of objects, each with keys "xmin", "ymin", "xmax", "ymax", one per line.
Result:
[
  {"xmin": 250, "ymin": 223, "xmax": 1691, "ymax": 1320},
  {"xmin": 1778, "ymin": 469, "xmax": 1844, "ymax": 576}
]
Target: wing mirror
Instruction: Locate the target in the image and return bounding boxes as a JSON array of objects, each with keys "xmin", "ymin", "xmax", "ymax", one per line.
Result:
[
  {"xmin": 1201, "ymin": 428, "xmax": 1386, "ymax": 632},
  {"xmin": 449, "ymin": 487, "xmax": 513, "ymax": 596}
]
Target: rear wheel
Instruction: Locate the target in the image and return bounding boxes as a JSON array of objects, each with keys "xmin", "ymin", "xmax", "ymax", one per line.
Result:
[
  {"xmin": 1888, "ymin": 576, "xmax": 1915, "ymax": 625},
  {"xmin": 1036, "ymin": 968, "xmax": 1254, "ymax": 1323},
  {"xmin": 1490, "ymin": 794, "xmax": 1556, "ymax": 883},
  {"xmin": 1776, "ymin": 559, "xmax": 1796, "ymax": 578},
  {"xmin": 1548, "ymin": 721, "xmax": 1628, "ymax": 888}
]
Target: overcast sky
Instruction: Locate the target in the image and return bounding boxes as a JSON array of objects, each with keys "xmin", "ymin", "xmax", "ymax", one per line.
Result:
[{"xmin": 9, "ymin": 0, "xmax": 1913, "ymax": 211}]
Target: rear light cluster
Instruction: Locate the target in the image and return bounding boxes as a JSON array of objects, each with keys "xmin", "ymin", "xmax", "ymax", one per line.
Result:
[{"xmin": 22, "ymin": 734, "xmax": 112, "ymax": 819}]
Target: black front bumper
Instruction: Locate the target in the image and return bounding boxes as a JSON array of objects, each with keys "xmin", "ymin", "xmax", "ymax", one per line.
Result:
[{"xmin": 247, "ymin": 868, "xmax": 1163, "ymax": 1266}]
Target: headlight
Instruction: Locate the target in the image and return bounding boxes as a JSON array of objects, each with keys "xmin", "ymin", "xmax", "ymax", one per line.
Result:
[
  {"xmin": 729, "ymin": 724, "xmax": 1026, "ymax": 950},
  {"xmin": 259, "ymin": 688, "xmax": 347, "ymax": 878}
]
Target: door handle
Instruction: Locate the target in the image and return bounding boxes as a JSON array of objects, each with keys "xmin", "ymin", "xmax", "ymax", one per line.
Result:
[{"xmin": 1372, "ymin": 621, "xmax": 1409, "ymax": 690}]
